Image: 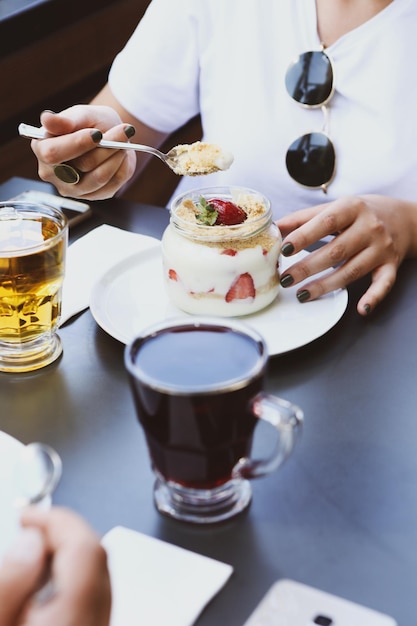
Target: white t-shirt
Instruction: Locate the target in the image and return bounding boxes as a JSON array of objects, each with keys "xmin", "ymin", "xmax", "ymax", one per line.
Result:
[{"xmin": 109, "ymin": 0, "xmax": 417, "ymax": 217}]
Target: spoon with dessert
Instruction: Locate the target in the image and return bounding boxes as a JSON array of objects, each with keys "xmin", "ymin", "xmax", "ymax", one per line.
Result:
[{"xmin": 18, "ymin": 123, "xmax": 234, "ymax": 177}]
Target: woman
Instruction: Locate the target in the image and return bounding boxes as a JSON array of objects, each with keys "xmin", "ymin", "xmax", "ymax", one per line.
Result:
[{"xmin": 29, "ymin": 0, "xmax": 417, "ymax": 315}]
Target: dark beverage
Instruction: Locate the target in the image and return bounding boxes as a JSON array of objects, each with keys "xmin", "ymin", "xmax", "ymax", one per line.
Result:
[{"xmin": 126, "ymin": 322, "xmax": 266, "ymax": 489}]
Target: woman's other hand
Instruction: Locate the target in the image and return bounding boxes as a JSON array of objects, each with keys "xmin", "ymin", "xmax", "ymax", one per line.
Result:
[{"xmin": 276, "ymin": 195, "xmax": 417, "ymax": 315}]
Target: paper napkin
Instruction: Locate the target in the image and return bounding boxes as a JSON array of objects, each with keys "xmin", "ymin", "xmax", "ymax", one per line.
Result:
[
  {"xmin": 61, "ymin": 225, "xmax": 160, "ymax": 325},
  {"xmin": 102, "ymin": 526, "xmax": 233, "ymax": 626}
]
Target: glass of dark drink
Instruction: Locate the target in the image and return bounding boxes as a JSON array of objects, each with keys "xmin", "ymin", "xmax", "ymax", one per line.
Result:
[{"xmin": 124, "ymin": 317, "xmax": 303, "ymax": 524}]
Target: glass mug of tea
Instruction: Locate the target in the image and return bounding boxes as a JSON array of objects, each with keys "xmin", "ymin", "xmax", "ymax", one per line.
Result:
[
  {"xmin": 0, "ymin": 201, "xmax": 68, "ymax": 372},
  {"xmin": 125, "ymin": 317, "xmax": 303, "ymax": 524}
]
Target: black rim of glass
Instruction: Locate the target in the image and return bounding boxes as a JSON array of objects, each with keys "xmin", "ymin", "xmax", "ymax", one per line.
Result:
[{"xmin": 285, "ymin": 49, "xmax": 336, "ymax": 191}]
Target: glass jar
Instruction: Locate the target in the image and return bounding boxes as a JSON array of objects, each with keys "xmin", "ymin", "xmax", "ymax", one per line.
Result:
[{"xmin": 161, "ymin": 186, "xmax": 282, "ymax": 317}]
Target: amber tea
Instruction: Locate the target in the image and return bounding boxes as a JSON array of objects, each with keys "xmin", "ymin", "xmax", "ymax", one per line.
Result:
[{"xmin": 0, "ymin": 202, "xmax": 67, "ymax": 372}]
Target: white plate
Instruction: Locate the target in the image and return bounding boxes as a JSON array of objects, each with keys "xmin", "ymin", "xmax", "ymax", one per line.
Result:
[{"xmin": 90, "ymin": 245, "xmax": 348, "ymax": 355}]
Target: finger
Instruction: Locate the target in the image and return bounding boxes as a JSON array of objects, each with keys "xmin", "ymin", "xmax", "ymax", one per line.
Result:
[
  {"xmin": 356, "ymin": 263, "xmax": 397, "ymax": 316},
  {"xmin": 67, "ymin": 149, "xmax": 136, "ymax": 200},
  {"xmin": 72, "ymin": 122, "xmax": 136, "ymax": 173},
  {"xmin": 21, "ymin": 506, "xmax": 100, "ymax": 549},
  {"xmin": 40, "ymin": 105, "xmax": 121, "ymax": 136},
  {"xmin": 34, "ymin": 128, "xmax": 103, "ymax": 167},
  {"xmin": 276, "ymin": 204, "xmax": 324, "ymax": 237},
  {"xmin": 39, "ymin": 110, "xmax": 79, "ymax": 137},
  {"xmin": 38, "ymin": 120, "xmax": 136, "ymax": 197},
  {"xmin": 0, "ymin": 528, "xmax": 47, "ymax": 626},
  {"xmin": 279, "ymin": 197, "xmax": 362, "ymax": 254},
  {"xmin": 280, "ymin": 227, "xmax": 369, "ymax": 289},
  {"xmin": 21, "ymin": 507, "xmax": 109, "ymax": 592},
  {"xmin": 288, "ymin": 244, "xmax": 381, "ymax": 302},
  {"xmin": 21, "ymin": 507, "xmax": 111, "ymax": 626}
]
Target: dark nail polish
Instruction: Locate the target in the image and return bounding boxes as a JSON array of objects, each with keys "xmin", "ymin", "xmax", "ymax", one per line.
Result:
[
  {"xmin": 124, "ymin": 125, "xmax": 136, "ymax": 139},
  {"xmin": 281, "ymin": 242, "xmax": 295, "ymax": 257},
  {"xmin": 364, "ymin": 303, "xmax": 371, "ymax": 315},
  {"xmin": 297, "ymin": 289, "xmax": 310, "ymax": 303},
  {"xmin": 280, "ymin": 274, "xmax": 294, "ymax": 288},
  {"xmin": 91, "ymin": 129, "xmax": 103, "ymax": 143}
]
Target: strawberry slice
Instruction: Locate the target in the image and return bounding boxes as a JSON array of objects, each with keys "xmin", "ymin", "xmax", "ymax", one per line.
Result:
[
  {"xmin": 225, "ymin": 273, "xmax": 255, "ymax": 302},
  {"xmin": 168, "ymin": 269, "xmax": 178, "ymax": 281},
  {"xmin": 196, "ymin": 196, "xmax": 247, "ymax": 226}
]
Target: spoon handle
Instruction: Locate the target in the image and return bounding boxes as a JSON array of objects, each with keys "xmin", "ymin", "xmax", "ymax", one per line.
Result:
[{"xmin": 18, "ymin": 123, "xmax": 166, "ymax": 159}]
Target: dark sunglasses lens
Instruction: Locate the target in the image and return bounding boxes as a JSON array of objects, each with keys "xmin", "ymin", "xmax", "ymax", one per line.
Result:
[
  {"xmin": 285, "ymin": 50, "xmax": 333, "ymax": 106},
  {"xmin": 286, "ymin": 132, "xmax": 335, "ymax": 188}
]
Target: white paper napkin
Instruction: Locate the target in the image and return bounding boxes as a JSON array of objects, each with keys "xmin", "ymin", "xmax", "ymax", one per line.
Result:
[
  {"xmin": 61, "ymin": 225, "xmax": 160, "ymax": 325},
  {"xmin": 102, "ymin": 526, "xmax": 233, "ymax": 626}
]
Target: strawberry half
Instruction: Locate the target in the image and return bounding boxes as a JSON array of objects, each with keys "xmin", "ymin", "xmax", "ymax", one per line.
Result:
[
  {"xmin": 196, "ymin": 196, "xmax": 247, "ymax": 226},
  {"xmin": 225, "ymin": 273, "xmax": 255, "ymax": 302}
]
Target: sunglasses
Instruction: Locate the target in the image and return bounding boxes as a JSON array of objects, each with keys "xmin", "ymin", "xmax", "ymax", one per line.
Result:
[{"xmin": 285, "ymin": 49, "xmax": 336, "ymax": 192}]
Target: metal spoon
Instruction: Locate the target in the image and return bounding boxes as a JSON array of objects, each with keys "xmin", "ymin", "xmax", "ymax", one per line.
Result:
[
  {"xmin": 14, "ymin": 442, "xmax": 62, "ymax": 507},
  {"xmin": 18, "ymin": 123, "xmax": 234, "ymax": 176},
  {"xmin": 5, "ymin": 443, "xmax": 63, "ymax": 604}
]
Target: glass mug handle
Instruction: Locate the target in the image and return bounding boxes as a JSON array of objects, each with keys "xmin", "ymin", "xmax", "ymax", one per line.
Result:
[{"xmin": 232, "ymin": 393, "xmax": 303, "ymax": 479}]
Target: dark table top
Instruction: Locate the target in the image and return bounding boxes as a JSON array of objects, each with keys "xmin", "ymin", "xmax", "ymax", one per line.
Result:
[{"xmin": 0, "ymin": 178, "xmax": 416, "ymax": 625}]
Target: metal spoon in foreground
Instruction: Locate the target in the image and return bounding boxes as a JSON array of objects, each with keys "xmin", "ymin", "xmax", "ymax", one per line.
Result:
[
  {"xmin": 14, "ymin": 442, "xmax": 62, "ymax": 507},
  {"xmin": 18, "ymin": 123, "xmax": 234, "ymax": 177}
]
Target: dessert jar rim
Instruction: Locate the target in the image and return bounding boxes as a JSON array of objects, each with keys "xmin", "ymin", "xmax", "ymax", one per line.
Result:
[{"xmin": 169, "ymin": 186, "xmax": 275, "ymax": 242}]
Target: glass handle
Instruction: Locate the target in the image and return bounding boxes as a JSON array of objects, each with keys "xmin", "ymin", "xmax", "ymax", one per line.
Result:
[{"xmin": 232, "ymin": 393, "xmax": 303, "ymax": 480}]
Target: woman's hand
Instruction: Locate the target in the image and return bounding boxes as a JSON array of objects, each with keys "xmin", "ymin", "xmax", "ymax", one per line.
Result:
[
  {"xmin": 31, "ymin": 105, "xmax": 138, "ymax": 200},
  {"xmin": 0, "ymin": 507, "xmax": 111, "ymax": 626},
  {"xmin": 276, "ymin": 195, "xmax": 417, "ymax": 315}
]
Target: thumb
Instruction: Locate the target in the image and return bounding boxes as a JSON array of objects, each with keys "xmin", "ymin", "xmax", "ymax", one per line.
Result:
[{"xmin": 0, "ymin": 528, "xmax": 47, "ymax": 626}]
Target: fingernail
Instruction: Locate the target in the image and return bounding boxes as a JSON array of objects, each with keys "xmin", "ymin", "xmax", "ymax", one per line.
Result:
[
  {"xmin": 297, "ymin": 289, "xmax": 310, "ymax": 303},
  {"xmin": 41, "ymin": 109, "xmax": 56, "ymax": 115},
  {"xmin": 3, "ymin": 528, "xmax": 44, "ymax": 565},
  {"xmin": 281, "ymin": 242, "xmax": 295, "ymax": 257},
  {"xmin": 364, "ymin": 303, "xmax": 371, "ymax": 315},
  {"xmin": 280, "ymin": 274, "xmax": 294, "ymax": 288},
  {"xmin": 124, "ymin": 125, "xmax": 136, "ymax": 139},
  {"xmin": 91, "ymin": 129, "xmax": 103, "ymax": 143}
]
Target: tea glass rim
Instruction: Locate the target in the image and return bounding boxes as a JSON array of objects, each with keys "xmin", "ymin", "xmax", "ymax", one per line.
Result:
[
  {"xmin": 124, "ymin": 316, "xmax": 268, "ymax": 396},
  {"xmin": 0, "ymin": 201, "xmax": 68, "ymax": 258}
]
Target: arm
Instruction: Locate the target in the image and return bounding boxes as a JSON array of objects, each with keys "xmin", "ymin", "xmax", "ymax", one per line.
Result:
[
  {"xmin": 0, "ymin": 507, "xmax": 111, "ymax": 626},
  {"xmin": 31, "ymin": 84, "xmax": 169, "ymax": 200},
  {"xmin": 276, "ymin": 195, "xmax": 417, "ymax": 315}
]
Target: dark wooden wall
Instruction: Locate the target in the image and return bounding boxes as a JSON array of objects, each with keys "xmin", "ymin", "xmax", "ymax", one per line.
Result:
[{"xmin": 0, "ymin": 0, "xmax": 201, "ymax": 207}]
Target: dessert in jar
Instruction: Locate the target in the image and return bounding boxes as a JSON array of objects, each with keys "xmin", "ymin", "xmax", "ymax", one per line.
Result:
[{"xmin": 161, "ymin": 186, "xmax": 282, "ymax": 317}]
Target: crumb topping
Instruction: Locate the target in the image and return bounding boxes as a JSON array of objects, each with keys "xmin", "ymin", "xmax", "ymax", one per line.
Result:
[
  {"xmin": 170, "ymin": 142, "xmax": 234, "ymax": 176},
  {"xmin": 173, "ymin": 191, "xmax": 277, "ymax": 249}
]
